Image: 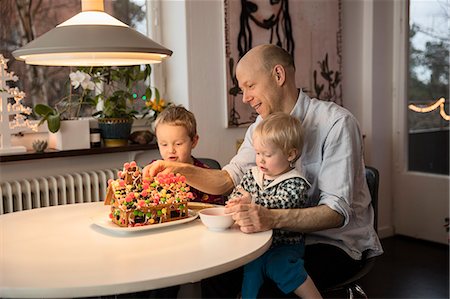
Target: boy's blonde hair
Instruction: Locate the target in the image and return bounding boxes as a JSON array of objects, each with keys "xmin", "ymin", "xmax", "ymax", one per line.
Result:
[
  {"xmin": 154, "ymin": 105, "xmax": 197, "ymax": 139},
  {"xmin": 253, "ymin": 112, "xmax": 303, "ymax": 161}
]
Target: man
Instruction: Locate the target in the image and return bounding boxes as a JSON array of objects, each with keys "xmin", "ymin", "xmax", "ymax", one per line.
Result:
[{"xmin": 144, "ymin": 44, "xmax": 383, "ymax": 297}]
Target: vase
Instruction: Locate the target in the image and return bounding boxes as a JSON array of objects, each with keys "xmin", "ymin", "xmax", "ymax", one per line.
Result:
[
  {"xmin": 48, "ymin": 119, "xmax": 90, "ymax": 150},
  {"xmin": 98, "ymin": 118, "xmax": 133, "ymax": 147}
]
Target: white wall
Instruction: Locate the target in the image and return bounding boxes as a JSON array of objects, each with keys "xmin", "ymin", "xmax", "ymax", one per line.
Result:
[
  {"xmin": 341, "ymin": 0, "xmax": 395, "ymax": 237},
  {"xmin": 0, "ymin": 150, "xmax": 162, "ymax": 182},
  {"xmin": 161, "ymin": 0, "xmax": 246, "ymax": 168},
  {"xmin": 161, "ymin": 0, "xmax": 395, "ymax": 238},
  {"xmin": 1, "ymin": 0, "xmax": 396, "ymax": 238}
]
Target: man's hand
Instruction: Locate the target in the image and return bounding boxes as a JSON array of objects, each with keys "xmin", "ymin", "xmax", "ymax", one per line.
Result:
[
  {"xmin": 225, "ymin": 190, "xmax": 275, "ymax": 233},
  {"xmin": 142, "ymin": 160, "xmax": 178, "ymax": 180}
]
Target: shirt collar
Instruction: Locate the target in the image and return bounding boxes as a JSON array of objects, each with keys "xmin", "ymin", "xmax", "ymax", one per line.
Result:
[
  {"xmin": 251, "ymin": 166, "xmax": 311, "ymax": 190},
  {"xmin": 290, "ymin": 89, "xmax": 310, "ymax": 122}
]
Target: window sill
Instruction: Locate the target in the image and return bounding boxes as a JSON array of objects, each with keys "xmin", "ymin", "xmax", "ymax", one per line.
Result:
[{"xmin": 0, "ymin": 143, "xmax": 158, "ymax": 163}]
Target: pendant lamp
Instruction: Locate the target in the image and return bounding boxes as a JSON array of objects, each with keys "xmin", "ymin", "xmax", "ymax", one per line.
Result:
[{"xmin": 12, "ymin": 0, "xmax": 172, "ymax": 66}]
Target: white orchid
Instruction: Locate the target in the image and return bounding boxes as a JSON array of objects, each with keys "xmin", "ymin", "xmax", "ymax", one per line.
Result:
[{"xmin": 69, "ymin": 71, "xmax": 95, "ymax": 90}]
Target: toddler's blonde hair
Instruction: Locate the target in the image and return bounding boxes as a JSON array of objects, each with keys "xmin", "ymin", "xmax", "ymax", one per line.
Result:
[{"xmin": 253, "ymin": 112, "xmax": 303, "ymax": 161}]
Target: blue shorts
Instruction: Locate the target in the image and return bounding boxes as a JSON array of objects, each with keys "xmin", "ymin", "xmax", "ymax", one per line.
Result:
[{"xmin": 242, "ymin": 244, "xmax": 307, "ymax": 299}]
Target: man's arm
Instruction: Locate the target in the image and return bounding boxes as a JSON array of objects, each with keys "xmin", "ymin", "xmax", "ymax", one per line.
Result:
[
  {"xmin": 273, "ymin": 205, "xmax": 344, "ymax": 232},
  {"xmin": 226, "ymin": 203, "xmax": 344, "ymax": 234},
  {"xmin": 143, "ymin": 160, "xmax": 235, "ymax": 195}
]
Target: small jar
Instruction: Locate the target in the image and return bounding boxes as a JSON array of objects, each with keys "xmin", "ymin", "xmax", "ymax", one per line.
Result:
[{"xmin": 90, "ymin": 128, "xmax": 102, "ymax": 148}]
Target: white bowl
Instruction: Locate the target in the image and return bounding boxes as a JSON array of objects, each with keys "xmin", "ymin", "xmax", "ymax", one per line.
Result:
[{"xmin": 198, "ymin": 207, "xmax": 234, "ymax": 231}]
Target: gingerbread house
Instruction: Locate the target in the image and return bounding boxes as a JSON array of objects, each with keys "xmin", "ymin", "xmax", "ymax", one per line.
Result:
[{"xmin": 105, "ymin": 161, "xmax": 193, "ymax": 227}]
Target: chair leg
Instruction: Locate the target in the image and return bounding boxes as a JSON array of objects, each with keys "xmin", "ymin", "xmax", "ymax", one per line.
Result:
[{"xmin": 347, "ymin": 284, "xmax": 368, "ymax": 299}]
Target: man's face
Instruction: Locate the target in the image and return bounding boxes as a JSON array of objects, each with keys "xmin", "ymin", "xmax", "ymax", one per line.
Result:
[{"xmin": 236, "ymin": 57, "xmax": 282, "ymax": 118}]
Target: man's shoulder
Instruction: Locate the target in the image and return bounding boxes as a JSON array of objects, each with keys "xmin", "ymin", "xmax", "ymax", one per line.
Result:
[
  {"xmin": 301, "ymin": 97, "xmax": 358, "ymax": 128},
  {"xmin": 309, "ymin": 97, "xmax": 351, "ymax": 116}
]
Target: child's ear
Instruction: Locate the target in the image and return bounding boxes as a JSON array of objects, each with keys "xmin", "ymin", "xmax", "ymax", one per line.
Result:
[
  {"xmin": 191, "ymin": 134, "xmax": 199, "ymax": 149},
  {"xmin": 288, "ymin": 148, "xmax": 298, "ymax": 163}
]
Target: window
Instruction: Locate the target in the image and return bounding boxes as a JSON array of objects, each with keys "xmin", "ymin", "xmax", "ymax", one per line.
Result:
[
  {"xmin": 0, "ymin": 0, "xmax": 159, "ymax": 118},
  {"xmin": 407, "ymin": 0, "xmax": 449, "ymax": 175}
]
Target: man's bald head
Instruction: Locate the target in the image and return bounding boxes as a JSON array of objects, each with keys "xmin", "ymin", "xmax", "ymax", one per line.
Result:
[{"xmin": 239, "ymin": 44, "xmax": 295, "ymax": 73}]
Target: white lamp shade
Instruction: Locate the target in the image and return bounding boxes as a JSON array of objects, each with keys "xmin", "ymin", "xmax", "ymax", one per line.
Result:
[{"xmin": 12, "ymin": 8, "xmax": 172, "ymax": 66}]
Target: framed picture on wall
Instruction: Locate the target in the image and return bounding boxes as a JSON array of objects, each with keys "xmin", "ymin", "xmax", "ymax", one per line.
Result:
[{"xmin": 224, "ymin": 0, "xmax": 343, "ymax": 127}]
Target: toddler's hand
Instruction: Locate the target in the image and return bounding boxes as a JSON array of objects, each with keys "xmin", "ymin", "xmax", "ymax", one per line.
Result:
[{"xmin": 226, "ymin": 187, "xmax": 252, "ymax": 208}]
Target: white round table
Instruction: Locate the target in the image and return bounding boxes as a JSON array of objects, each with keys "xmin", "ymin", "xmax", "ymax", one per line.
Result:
[{"xmin": 0, "ymin": 202, "xmax": 272, "ymax": 298}]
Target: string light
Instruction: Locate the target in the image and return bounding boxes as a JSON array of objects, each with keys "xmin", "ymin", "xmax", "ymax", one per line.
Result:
[
  {"xmin": 408, "ymin": 97, "xmax": 450, "ymax": 121},
  {"xmin": 131, "ymin": 92, "xmax": 148, "ymax": 101}
]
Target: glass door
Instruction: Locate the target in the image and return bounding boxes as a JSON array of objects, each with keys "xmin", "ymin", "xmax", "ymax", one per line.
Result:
[
  {"xmin": 393, "ymin": 0, "xmax": 449, "ymax": 244},
  {"xmin": 407, "ymin": 0, "xmax": 449, "ymax": 175}
]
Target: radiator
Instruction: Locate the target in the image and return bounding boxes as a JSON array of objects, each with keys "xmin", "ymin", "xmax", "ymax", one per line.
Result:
[{"xmin": 0, "ymin": 169, "xmax": 119, "ymax": 215}]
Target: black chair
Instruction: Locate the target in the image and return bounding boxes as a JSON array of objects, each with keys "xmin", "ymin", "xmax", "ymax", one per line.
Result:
[
  {"xmin": 198, "ymin": 158, "xmax": 221, "ymax": 170},
  {"xmin": 323, "ymin": 165, "xmax": 380, "ymax": 298}
]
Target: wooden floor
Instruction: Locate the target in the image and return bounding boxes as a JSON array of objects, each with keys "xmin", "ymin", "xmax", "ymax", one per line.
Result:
[
  {"xmin": 90, "ymin": 235, "xmax": 449, "ymax": 299},
  {"xmin": 182, "ymin": 235, "xmax": 449, "ymax": 299},
  {"xmin": 354, "ymin": 235, "xmax": 449, "ymax": 299}
]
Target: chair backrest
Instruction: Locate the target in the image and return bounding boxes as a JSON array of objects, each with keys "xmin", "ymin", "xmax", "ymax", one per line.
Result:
[
  {"xmin": 365, "ymin": 166, "xmax": 379, "ymax": 231},
  {"xmin": 198, "ymin": 158, "xmax": 221, "ymax": 170},
  {"xmin": 321, "ymin": 166, "xmax": 380, "ymax": 294}
]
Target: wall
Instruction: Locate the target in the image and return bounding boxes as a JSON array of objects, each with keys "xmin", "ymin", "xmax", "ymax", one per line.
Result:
[
  {"xmin": 161, "ymin": 0, "xmax": 246, "ymax": 168},
  {"xmin": 1, "ymin": 0, "xmax": 396, "ymax": 238},
  {"xmin": 0, "ymin": 150, "xmax": 162, "ymax": 182},
  {"xmin": 160, "ymin": 0, "xmax": 395, "ymax": 238}
]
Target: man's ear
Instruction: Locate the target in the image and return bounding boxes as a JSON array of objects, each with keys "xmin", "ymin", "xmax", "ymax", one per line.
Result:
[
  {"xmin": 191, "ymin": 134, "xmax": 199, "ymax": 149},
  {"xmin": 273, "ymin": 64, "xmax": 286, "ymax": 86}
]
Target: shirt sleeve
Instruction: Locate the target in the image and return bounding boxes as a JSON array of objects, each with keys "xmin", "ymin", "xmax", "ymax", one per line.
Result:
[
  {"xmin": 316, "ymin": 114, "xmax": 364, "ymax": 227},
  {"xmin": 222, "ymin": 119, "xmax": 260, "ymax": 186}
]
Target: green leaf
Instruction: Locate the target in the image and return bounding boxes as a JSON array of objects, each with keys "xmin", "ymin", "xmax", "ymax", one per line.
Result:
[
  {"xmin": 47, "ymin": 113, "xmax": 61, "ymax": 133},
  {"xmin": 34, "ymin": 104, "xmax": 56, "ymax": 117},
  {"xmin": 145, "ymin": 87, "xmax": 152, "ymax": 100},
  {"xmin": 144, "ymin": 64, "xmax": 152, "ymax": 78}
]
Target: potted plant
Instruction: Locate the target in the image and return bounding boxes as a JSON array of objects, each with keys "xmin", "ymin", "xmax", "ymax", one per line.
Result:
[
  {"xmin": 33, "ymin": 70, "xmax": 97, "ymax": 150},
  {"xmin": 34, "ymin": 70, "xmax": 96, "ymax": 133},
  {"xmin": 34, "ymin": 64, "xmax": 169, "ymax": 148},
  {"xmin": 88, "ymin": 64, "xmax": 166, "ymax": 147}
]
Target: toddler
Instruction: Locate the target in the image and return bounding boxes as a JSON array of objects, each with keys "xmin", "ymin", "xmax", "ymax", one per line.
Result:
[{"xmin": 227, "ymin": 112, "xmax": 322, "ymax": 298}]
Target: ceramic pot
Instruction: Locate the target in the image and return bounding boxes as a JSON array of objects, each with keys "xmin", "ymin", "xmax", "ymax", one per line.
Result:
[
  {"xmin": 98, "ymin": 118, "xmax": 133, "ymax": 147},
  {"xmin": 48, "ymin": 119, "xmax": 90, "ymax": 150}
]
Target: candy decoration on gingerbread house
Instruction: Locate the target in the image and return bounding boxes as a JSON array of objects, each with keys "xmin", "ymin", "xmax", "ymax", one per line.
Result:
[{"xmin": 105, "ymin": 161, "xmax": 194, "ymax": 227}]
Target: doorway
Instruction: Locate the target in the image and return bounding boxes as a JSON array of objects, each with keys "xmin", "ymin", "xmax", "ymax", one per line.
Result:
[{"xmin": 392, "ymin": 0, "xmax": 449, "ymax": 244}]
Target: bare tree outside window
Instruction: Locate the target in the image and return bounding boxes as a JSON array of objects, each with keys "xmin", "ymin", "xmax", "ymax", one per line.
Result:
[
  {"xmin": 408, "ymin": 0, "xmax": 449, "ymax": 175},
  {"xmin": 0, "ymin": 0, "xmax": 148, "ymax": 118}
]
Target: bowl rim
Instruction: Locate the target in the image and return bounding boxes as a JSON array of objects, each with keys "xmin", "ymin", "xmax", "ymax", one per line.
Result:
[{"xmin": 198, "ymin": 207, "xmax": 234, "ymax": 216}]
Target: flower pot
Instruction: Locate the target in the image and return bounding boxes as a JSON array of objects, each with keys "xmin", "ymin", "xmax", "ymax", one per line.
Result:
[
  {"xmin": 98, "ymin": 118, "xmax": 133, "ymax": 147},
  {"xmin": 48, "ymin": 119, "xmax": 90, "ymax": 150}
]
